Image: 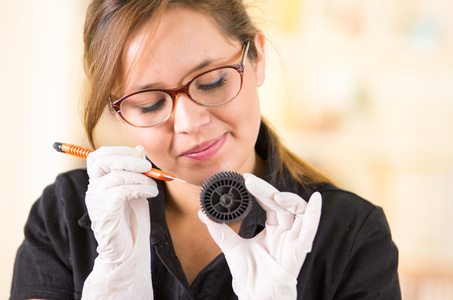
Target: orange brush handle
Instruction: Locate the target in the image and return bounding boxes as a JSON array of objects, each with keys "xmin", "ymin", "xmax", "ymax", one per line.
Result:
[
  {"xmin": 60, "ymin": 143, "xmax": 93, "ymax": 159},
  {"xmin": 53, "ymin": 142, "xmax": 176, "ymax": 182},
  {"xmin": 144, "ymin": 169, "xmax": 176, "ymax": 181}
]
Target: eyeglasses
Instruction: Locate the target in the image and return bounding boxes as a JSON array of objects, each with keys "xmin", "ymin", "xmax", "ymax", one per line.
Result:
[{"xmin": 110, "ymin": 41, "xmax": 250, "ymax": 128}]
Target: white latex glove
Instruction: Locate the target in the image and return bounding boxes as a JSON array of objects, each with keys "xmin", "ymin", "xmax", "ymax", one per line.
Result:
[
  {"xmin": 199, "ymin": 173, "xmax": 322, "ymax": 300},
  {"xmin": 81, "ymin": 146, "xmax": 158, "ymax": 300}
]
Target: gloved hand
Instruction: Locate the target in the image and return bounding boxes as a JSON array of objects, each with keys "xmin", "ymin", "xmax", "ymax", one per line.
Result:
[
  {"xmin": 199, "ymin": 173, "xmax": 322, "ymax": 300},
  {"xmin": 81, "ymin": 146, "xmax": 158, "ymax": 299}
]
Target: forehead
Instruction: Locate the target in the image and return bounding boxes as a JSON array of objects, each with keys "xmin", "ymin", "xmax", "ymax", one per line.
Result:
[{"xmin": 118, "ymin": 8, "xmax": 238, "ymax": 90}]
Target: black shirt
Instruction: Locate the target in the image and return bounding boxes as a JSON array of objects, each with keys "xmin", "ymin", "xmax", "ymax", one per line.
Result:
[{"xmin": 10, "ymin": 123, "xmax": 401, "ymax": 299}]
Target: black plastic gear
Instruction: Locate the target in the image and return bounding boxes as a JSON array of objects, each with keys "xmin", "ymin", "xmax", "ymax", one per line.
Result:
[{"xmin": 200, "ymin": 171, "xmax": 254, "ymax": 223}]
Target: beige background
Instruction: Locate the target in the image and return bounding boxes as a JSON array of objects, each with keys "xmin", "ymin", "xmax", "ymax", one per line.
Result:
[{"xmin": 1, "ymin": 0, "xmax": 453, "ymax": 298}]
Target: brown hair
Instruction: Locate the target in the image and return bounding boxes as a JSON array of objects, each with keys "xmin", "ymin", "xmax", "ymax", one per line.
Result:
[
  {"xmin": 82, "ymin": 0, "xmax": 330, "ymax": 186},
  {"xmin": 262, "ymin": 117, "xmax": 331, "ymax": 185}
]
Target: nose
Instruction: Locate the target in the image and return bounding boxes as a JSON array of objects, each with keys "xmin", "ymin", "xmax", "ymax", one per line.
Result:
[{"xmin": 172, "ymin": 93, "xmax": 210, "ymax": 134}]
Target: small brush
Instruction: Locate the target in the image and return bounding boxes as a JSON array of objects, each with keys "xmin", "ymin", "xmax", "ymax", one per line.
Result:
[{"xmin": 53, "ymin": 142, "xmax": 188, "ymax": 184}]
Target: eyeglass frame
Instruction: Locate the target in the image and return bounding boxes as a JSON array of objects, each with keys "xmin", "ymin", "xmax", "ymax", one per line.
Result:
[{"xmin": 110, "ymin": 41, "xmax": 251, "ymax": 128}]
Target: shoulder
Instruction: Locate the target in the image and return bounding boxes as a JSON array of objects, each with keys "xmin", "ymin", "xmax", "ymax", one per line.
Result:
[
  {"xmin": 314, "ymin": 183, "xmax": 396, "ymax": 257},
  {"xmin": 310, "ymin": 183, "xmax": 386, "ymax": 231},
  {"xmin": 305, "ymin": 182, "xmax": 396, "ymax": 265},
  {"xmin": 51, "ymin": 168, "xmax": 89, "ymax": 195},
  {"xmin": 41, "ymin": 169, "xmax": 89, "ymax": 204},
  {"xmin": 12, "ymin": 169, "xmax": 95, "ymax": 299},
  {"xmin": 24, "ymin": 168, "xmax": 93, "ymax": 260},
  {"xmin": 298, "ymin": 183, "xmax": 401, "ymax": 298},
  {"xmin": 31, "ymin": 169, "xmax": 90, "ymax": 227}
]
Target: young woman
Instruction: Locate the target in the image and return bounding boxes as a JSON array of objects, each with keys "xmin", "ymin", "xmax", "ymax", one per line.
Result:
[{"xmin": 11, "ymin": 0, "xmax": 401, "ymax": 299}]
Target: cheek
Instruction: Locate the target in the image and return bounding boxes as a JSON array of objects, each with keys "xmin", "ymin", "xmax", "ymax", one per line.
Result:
[
  {"xmin": 235, "ymin": 80, "xmax": 261, "ymax": 124},
  {"xmin": 215, "ymin": 82, "xmax": 261, "ymax": 150},
  {"xmin": 123, "ymin": 126, "xmax": 171, "ymax": 159},
  {"xmin": 239, "ymin": 83, "xmax": 262, "ymax": 148},
  {"xmin": 215, "ymin": 95, "xmax": 260, "ymax": 132}
]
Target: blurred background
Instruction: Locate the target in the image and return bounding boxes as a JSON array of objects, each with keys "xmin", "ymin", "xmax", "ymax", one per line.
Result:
[{"xmin": 1, "ymin": 0, "xmax": 452, "ymax": 298}]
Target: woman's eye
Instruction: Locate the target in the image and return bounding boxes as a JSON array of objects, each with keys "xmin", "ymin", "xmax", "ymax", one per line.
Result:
[
  {"xmin": 136, "ymin": 98, "xmax": 166, "ymax": 114},
  {"xmin": 197, "ymin": 71, "xmax": 227, "ymax": 91}
]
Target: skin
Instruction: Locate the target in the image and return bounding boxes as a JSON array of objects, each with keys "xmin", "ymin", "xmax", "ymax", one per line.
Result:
[{"xmin": 116, "ymin": 7, "xmax": 267, "ymax": 285}]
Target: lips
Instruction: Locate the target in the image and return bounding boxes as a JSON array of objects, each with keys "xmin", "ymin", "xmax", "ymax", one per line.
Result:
[{"xmin": 180, "ymin": 133, "xmax": 227, "ymax": 161}]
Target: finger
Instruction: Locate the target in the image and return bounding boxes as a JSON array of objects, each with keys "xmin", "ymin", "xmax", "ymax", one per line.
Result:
[
  {"xmin": 88, "ymin": 155, "xmax": 151, "ymax": 178},
  {"xmin": 87, "ymin": 146, "xmax": 152, "ymax": 179},
  {"xmin": 89, "ymin": 170, "xmax": 157, "ymax": 190},
  {"xmin": 245, "ymin": 174, "xmax": 297, "ymax": 228},
  {"xmin": 116, "ymin": 184, "xmax": 159, "ymax": 201},
  {"xmin": 198, "ymin": 210, "xmax": 242, "ymax": 253},
  {"xmin": 244, "ymin": 173, "xmax": 280, "ymax": 211},
  {"xmin": 266, "ymin": 211, "xmax": 278, "ymax": 227},
  {"xmin": 244, "ymin": 173, "xmax": 283, "ymax": 226},
  {"xmin": 274, "ymin": 192, "xmax": 308, "ymax": 215},
  {"xmin": 134, "ymin": 145, "xmax": 147, "ymax": 159},
  {"xmin": 87, "ymin": 183, "xmax": 158, "ymax": 207},
  {"xmin": 296, "ymin": 192, "xmax": 322, "ymax": 254},
  {"xmin": 272, "ymin": 192, "xmax": 308, "ymax": 230}
]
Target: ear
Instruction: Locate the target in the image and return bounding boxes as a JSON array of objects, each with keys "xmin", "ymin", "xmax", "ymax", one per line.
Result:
[{"xmin": 253, "ymin": 34, "xmax": 266, "ymax": 87}]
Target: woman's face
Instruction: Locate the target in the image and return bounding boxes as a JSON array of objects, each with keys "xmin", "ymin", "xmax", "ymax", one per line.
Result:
[{"xmin": 116, "ymin": 8, "xmax": 265, "ymax": 184}]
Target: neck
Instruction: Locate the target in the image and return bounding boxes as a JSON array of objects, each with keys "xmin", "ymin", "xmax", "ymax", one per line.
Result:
[{"xmin": 165, "ymin": 180, "xmax": 202, "ymax": 218}]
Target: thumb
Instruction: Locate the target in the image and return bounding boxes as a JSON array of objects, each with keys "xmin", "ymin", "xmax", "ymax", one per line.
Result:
[
  {"xmin": 134, "ymin": 145, "xmax": 147, "ymax": 160},
  {"xmin": 198, "ymin": 210, "xmax": 242, "ymax": 253}
]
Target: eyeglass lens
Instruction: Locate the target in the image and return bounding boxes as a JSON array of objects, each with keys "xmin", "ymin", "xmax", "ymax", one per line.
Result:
[{"xmin": 120, "ymin": 66, "xmax": 242, "ymax": 127}]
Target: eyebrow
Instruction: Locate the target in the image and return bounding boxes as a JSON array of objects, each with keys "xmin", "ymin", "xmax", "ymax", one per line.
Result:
[{"xmin": 135, "ymin": 57, "xmax": 223, "ymax": 91}]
